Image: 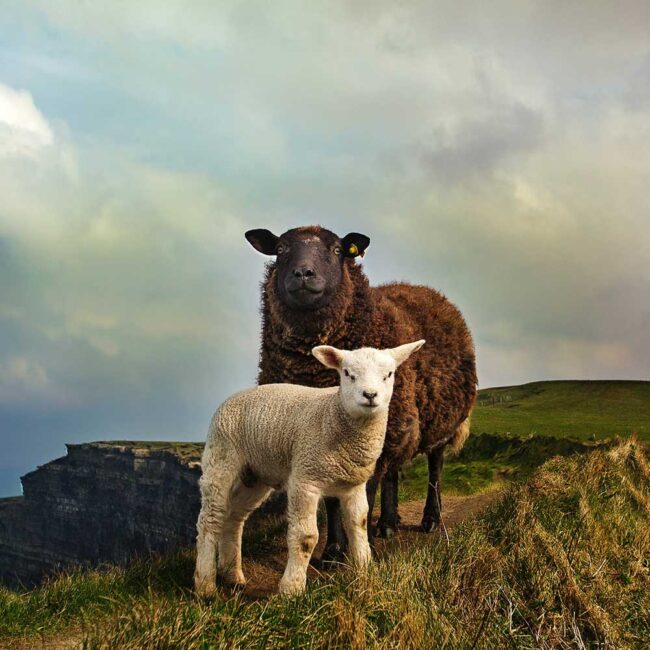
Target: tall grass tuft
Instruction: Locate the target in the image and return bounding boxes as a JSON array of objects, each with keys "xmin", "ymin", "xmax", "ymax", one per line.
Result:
[{"xmin": 2, "ymin": 440, "xmax": 648, "ymax": 648}]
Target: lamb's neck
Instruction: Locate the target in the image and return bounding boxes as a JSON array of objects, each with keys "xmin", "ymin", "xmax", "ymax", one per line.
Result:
[{"xmin": 326, "ymin": 392, "xmax": 388, "ymax": 458}]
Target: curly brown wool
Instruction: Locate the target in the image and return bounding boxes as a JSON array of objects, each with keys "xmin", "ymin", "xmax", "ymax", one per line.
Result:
[{"xmin": 254, "ymin": 226, "xmax": 477, "ymax": 544}]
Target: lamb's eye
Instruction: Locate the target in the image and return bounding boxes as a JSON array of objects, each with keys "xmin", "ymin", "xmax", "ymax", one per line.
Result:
[
  {"xmin": 383, "ymin": 371, "xmax": 393, "ymax": 381},
  {"xmin": 350, "ymin": 375, "xmax": 356, "ymax": 382},
  {"xmin": 344, "ymin": 369, "xmax": 349, "ymax": 377}
]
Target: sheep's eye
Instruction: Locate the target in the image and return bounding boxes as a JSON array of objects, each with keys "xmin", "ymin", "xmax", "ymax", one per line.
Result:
[
  {"xmin": 334, "ymin": 246, "xmax": 342, "ymax": 255},
  {"xmin": 276, "ymin": 244, "xmax": 288, "ymax": 255}
]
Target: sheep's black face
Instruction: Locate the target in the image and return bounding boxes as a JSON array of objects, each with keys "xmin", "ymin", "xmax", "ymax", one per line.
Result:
[{"xmin": 245, "ymin": 226, "xmax": 370, "ymax": 310}]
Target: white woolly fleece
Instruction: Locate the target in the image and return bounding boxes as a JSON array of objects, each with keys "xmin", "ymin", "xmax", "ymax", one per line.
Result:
[{"xmin": 194, "ymin": 341, "xmax": 424, "ymax": 597}]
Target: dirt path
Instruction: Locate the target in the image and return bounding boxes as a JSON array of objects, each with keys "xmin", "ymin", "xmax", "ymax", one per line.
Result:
[{"xmin": 240, "ymin": 491, "xmax": 499, "ymax": 598}]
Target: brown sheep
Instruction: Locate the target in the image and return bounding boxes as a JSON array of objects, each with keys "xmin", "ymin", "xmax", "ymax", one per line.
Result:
[{"xmin": 245, "ymin": 225, "xmax": 477, "ymax": 562}]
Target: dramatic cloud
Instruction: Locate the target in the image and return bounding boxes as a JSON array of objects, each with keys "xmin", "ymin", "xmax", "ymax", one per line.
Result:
[
  {"xmin": 0, "ymin": 1, "xmax": 648, "ymax": 495},
  {"xmin": 0, "ymin": 83, "xmax": 54, "ymax": 156}
]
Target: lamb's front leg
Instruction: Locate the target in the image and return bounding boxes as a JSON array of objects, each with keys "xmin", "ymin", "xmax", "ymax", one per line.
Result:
[
  {"xmin": 279, "ymin": 483, "xmax": 320, "ymax": 595},
  {"xmin": 340, "ymin": 483, "xmax": 372, "ymax": 569}
]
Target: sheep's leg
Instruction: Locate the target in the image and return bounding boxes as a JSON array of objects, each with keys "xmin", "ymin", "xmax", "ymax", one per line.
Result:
[
  {"xmin": 279, "ymin": 484, "xmax": 320, "ymax": 595},
  {"xmin": 340, "ymin": 484, "xmax": 372, "ymax": 569},
  {"xmin": 321, "ymin": 497, "xmax": 348, "ymax": 567},
  {"xmin": 218, "ymin": 478, "xmax": 272, "ymax": 586},
  {"xmin": 421, "ymin": 447, "xmax": 444, "ymax": 532},
  {"xmin": 377, "ymin": 469, "xmax": 399, "ymax": 538},
  {"xmin": 365, "ymin": 475, "xmax": 379, "ymax": 544},
  {"xmin": 194, "ymin": 463, "xmax": 237, "ymax": 597}
]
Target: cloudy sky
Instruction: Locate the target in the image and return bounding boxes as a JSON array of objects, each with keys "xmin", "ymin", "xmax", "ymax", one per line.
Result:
[{"xmin": 1, "ymin": 1, "xmax": 649, "ymax": 496}]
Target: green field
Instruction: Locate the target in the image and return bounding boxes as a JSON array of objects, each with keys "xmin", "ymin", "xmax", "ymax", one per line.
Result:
[
  {"xmin": 400, "ymin": 432, "xmax": 612, "ymax": 499},
  {"xmin": 399, "ymin": 380, "xmax": 649, "ymax": 500},
  {"xmin": 472, "ymin": 380, "xmax": 650, "ymax": 440}
]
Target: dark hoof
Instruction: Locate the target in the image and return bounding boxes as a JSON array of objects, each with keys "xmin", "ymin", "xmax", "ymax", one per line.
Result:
[
  {"xmin": 420, "ymin": 515, "xmax": 440, "ymax": 533},
  {"xmin": 377, "ymin": 523, "xmax": 396, "ymax": 539},
  {"xmin": 320, "ymin": 543, "xmax": 346, "ymax": 569}
]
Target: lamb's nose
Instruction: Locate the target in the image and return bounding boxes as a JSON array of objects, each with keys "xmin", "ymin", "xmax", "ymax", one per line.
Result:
[{"xmin": 363, "ymin": 391, "xmax": 378, "ymax": 400}]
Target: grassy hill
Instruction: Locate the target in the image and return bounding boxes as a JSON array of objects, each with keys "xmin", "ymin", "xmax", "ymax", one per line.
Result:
[
  {"xmin": 472, "ymin": 380, "xmax": 650, "ymax": 440},
  {"xmin": 1, "ymin": 380, "xmax": 649, "ymax": 647},
  {"xmin": 2, "ymin": 440, "xmax": 648, "ymax": 648}
]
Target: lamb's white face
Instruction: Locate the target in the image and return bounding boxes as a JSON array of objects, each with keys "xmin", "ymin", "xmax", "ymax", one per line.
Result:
[
  {"xmin": 312, "ymin": 340, "xmax": 426, "ymax": 420},
  {"xmin": 338, "ymin": 348, "xmax": 397, "ymax": 417}
]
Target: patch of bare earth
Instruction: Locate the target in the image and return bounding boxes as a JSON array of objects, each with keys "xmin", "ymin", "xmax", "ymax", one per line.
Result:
[{"xmin": 241, "ymin": 492, "xmax": 500, "ymax": 598}]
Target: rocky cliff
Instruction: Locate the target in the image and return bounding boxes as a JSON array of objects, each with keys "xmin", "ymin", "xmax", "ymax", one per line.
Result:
[{"xmin": 0, "ymin": 441, "xmax": 281, "ymax": 588}]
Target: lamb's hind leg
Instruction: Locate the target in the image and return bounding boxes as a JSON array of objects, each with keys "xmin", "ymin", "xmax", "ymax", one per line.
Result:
[
  {"xmin": 219, "ymin": 473, "xmax": 272, "ymax": 586},
  {"xmin": 194, "ymin": 458, "xmax": 238, "ymax": 597},
  {"xmin": 279, "ymin": 483, "xmax": 320, "ymax": 595}
]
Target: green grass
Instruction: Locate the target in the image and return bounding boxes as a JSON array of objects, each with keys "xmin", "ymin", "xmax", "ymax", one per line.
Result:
[
  {"xmin": 83, "ymin": 440, "xmax": 204, "ymax": 461},
  {"xmin": 399, "ymin": 431, "xmax": 613, "ymax": 500},
  {"xmin": 2, "ymin": 440, "xmax": 648, "ymax": 648},
  {"xmin": 473, "ymin": 380, "xmax": 650, "ymax": 440}
]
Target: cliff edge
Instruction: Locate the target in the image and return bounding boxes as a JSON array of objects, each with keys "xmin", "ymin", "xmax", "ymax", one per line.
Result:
[{"xmin": 0, "ymin": 441, "xmax": 205, "ymax": 588}]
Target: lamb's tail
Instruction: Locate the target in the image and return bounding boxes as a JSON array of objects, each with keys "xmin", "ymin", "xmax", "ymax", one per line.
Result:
[{"xmin": 447, "ymin": 413, "xmax": 471, "ymax": 456}]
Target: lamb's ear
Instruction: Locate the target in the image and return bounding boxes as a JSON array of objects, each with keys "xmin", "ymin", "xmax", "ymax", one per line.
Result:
[
  {"xmin": 245, "ymin": 229, "xmax": 280, "ymax": 255},
  {"xmin": 341, "ymin": 232, "xmax": 370, "ymax": 258},
  {"xmin": 312, "ymin": 345, "xmax": 345, "ymax": 370},
  {"xmin": 388, "ymin": 339, "xmax": 426, "ymax": 366}
]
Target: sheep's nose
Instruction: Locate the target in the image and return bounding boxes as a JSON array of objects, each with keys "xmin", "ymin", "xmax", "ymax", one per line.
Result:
[
  {"xmin": 293, "ymin": 266, "xmax": 315, "ymax": 279},
  {"xmin": 363, "ymin": 391, "xmax": 378, "ymax": 400}
]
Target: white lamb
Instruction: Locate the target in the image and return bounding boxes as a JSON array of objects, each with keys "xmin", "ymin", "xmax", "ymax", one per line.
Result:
[{"xmin": 194, "ymin": 339, "xmax": 425, "ymax": 596}]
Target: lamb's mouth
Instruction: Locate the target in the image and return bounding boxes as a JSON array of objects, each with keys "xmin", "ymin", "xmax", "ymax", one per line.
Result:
[{"xmin": 361, "ymin": 402, "xmax": 378, "ymax": 409}]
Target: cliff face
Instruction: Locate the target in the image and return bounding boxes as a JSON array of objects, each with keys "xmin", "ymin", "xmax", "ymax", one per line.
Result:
[{"xmin": 0, "ymin": 441, "xmax": 272, "ymax": 588}]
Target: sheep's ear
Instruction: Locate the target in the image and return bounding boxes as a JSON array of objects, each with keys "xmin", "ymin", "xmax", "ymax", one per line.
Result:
[
  {"xmin": 341, "ymin": 232, "xmax": 370, "ymax": 258},
  {"xmin": 388, "ymin": 339, "xmax": 426, "ymax": 366},
  {"xmin": 312, "ymin": 345, "xmax": 345, "ymax": 370},
  {"xmin": 245, "ymin": 229, "xmax": 280, "ymax": 255}
]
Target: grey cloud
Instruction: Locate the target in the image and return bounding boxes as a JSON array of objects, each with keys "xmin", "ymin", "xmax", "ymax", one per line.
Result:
[{"xmin": 415, "ymin": 103, "xmax": 545, "ymax": 183}]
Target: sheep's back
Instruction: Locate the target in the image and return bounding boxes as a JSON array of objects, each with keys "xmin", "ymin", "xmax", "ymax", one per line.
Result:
[{"xmin": 372, "ymin": 283, "xmax": 477, "ymax": 454}]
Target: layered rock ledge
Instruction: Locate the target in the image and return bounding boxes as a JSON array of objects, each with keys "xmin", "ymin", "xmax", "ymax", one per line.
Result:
[{"xmin": 0, "ymin": 441, "xmax": 207, "ymax": 587}]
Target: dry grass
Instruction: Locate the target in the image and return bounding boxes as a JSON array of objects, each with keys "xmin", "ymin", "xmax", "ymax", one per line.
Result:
[{"xmin": 2, "ymin": 439, "xmax": 648, "ymax": 649}]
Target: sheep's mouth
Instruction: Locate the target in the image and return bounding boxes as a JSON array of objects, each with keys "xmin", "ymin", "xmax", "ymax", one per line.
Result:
[
  {"xmin": 290, "ymin": 286, "xmax": 323, "ymax": 296},
  {"xmin": 284, "ymin": 284, "xmax": 326, "ymax": 308}
]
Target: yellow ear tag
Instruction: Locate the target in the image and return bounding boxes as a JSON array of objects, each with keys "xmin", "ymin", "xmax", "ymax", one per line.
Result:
[{"xmin": 348, "ymin": 243, "xmax": 359, "ymax": 256}]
